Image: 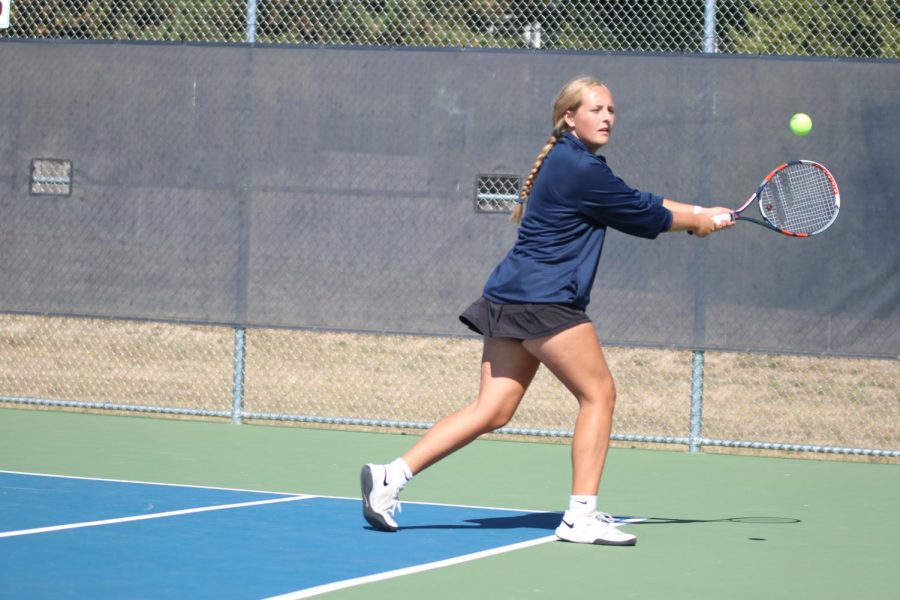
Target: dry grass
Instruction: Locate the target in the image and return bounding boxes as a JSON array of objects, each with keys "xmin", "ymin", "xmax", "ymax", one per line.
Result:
[
  {"xmin": 0, "ymin": 315, "xmax": 233, "ymax": 410},
  {"xmin": 1, "ymin": 313, "xmax": 897, "ymax": 462}
]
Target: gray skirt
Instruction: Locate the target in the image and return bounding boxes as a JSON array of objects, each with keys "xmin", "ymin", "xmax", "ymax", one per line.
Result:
[{"xmin": 459, "ymin": 297, "xmax": 591, "ymax": 340}]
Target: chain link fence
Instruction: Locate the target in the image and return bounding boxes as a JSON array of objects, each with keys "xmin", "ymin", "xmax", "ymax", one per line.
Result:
[
  {"xmin": 1, "ymin": 0, "xmax": 898, "ymax": 58},
  {"xmin": 1, "ymin": 314, "xmax": 898, "ymax": 459}
]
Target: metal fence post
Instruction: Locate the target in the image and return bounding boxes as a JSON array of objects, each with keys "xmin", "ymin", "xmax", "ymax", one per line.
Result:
[
  {"xmin": 703, "ymin": 0, "xmax": 717, "ymax": 53},
  {"xmin": 690, "ymin": 350, "xmax": 705, "ymax": 452},
  {"xmin": 246, "ymin": 0, "xmax": 258, "ymax": 44},
  {"xmin": 231, "ymin": 326, "xmax": 247, "ymax": 424}
]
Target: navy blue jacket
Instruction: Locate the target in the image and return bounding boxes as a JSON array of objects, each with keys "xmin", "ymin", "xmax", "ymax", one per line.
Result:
[{"xmin": 483, "ymin": 132, "xmax": 673, "ymax": 310}]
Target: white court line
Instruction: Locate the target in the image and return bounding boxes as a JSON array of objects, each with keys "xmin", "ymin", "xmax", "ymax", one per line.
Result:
[
  {"xmin": 263, "ymin": 535, "xmax": 559, "ymax": 600},
  {"xmin": 312, "ymin": 492, "xmax": 562, "ymax": 516},
  {"xmin": 1, "ymin": 469, "xmax": 562, "ymax": 516},
  {"xmin": 314, "ymin": 493, "xmax": 646, "ymax": 524},
  {"xmin": 0, "ymin": 494, "xmax": 312, "ymax": 539},
  {"xmin": 1, "ymin": 470, "xmax": 644, "ymax": 523},
  {"xmin": 0, "ymin": 469, "xmax": 300, "ymax": 497}
]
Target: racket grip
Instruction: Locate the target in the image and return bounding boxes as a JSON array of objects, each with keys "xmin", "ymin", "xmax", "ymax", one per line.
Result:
[
  {"xmin": 686, "ymin": 211, "xmax": 735, "ymax": 234},
  {"xmin": 713, "ymin": 212, "xmax": 735, "ymax": 225}
]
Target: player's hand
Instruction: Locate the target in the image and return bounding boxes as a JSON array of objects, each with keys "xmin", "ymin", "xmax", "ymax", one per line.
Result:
[
  {"xmin": 703, "ymin": 206, "xmax": 736, "ymax": 232},
  {"xmin": 682, "ymin": 205, "xmax": 735, "ymax": 236},
  {"xmin": 691, "ymin": 214, "xmax": 718, "ymax": 237}
]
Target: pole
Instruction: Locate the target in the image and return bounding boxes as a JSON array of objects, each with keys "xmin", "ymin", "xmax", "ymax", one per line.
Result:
[
  {"xmin": 246, "ymin": 0, "xmax": 258, "ymax": 44},
  {"xmin": 703, "ymin": 0, "xmax": 717, "ymax": 53}
]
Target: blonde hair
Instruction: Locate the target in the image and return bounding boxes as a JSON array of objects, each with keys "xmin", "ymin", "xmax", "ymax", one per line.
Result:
[{"xmin": 512, "ymin": 77, "xmax": 607, "ymax": 224}]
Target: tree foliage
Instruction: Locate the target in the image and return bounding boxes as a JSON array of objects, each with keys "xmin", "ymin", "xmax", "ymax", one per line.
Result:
[
  {"xmin": 724, "ymin": 0, "xmax": 899, "ymax": 58},
  {"xmin": 6, "ymin": 1, "xmax": 246, "ymax": 41}
]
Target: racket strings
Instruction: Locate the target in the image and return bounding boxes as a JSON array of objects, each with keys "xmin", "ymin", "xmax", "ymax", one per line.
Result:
[{"xmin": 761, "ymin": 163, "xmax": 838, "ymax": 234}]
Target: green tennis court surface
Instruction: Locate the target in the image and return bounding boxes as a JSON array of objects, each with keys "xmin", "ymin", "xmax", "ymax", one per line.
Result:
[{"xmin": 1, "ymin": 408, "xmax": 897, "ymax": 599}]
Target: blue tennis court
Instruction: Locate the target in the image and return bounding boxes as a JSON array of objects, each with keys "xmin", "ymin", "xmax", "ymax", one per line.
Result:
[{"xmin": 0, "ymin": 471, "xmax": 558, "ymax": 599}]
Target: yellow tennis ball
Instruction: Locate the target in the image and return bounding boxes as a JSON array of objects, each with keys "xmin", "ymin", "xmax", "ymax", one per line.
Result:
[{"xmin": 790, "ymin": 113, "xmax": 812, "ymax": 137}]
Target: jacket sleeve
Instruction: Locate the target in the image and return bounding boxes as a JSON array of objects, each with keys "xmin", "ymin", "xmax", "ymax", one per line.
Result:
[{"xmin": 574, "ymin": 156, "xmax": 673, "ymax": 239}]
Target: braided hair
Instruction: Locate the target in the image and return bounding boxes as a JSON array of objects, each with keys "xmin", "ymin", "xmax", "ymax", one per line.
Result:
[{"xmin": 512, "ymin": 77, "xmax": 606, "ymax": 224}]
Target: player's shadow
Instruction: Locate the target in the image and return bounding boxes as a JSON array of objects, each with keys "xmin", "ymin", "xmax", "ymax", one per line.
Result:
[
  {"xmin": 464, "ymin": 512, "xmax": 563, "ymax": 530},
  {"xmin": 366, "ymin": 512, "xmax": 563, "ymax": 532},
  {"xmin": 371, "ymin": 513, "xmax": 800, "ymax": 532},
  {"xmin": 635, "ymin": 516, "xmax": 802, "ymax": 525}
]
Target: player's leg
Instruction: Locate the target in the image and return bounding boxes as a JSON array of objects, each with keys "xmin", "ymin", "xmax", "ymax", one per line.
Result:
[
  {"xmin": 522, "ymin": 322, "xmax": 635, "ymax": 546},
  {"xmin": 401, "ymin": 335, "xmax": 540, "ymax": 473},
  {"xmin": 362, "ymin": 336, "xmax": 540, "ymax": 531},
  {"xmin": 523, "ymin": 322, "xmax": 614, "ymax": 494}
]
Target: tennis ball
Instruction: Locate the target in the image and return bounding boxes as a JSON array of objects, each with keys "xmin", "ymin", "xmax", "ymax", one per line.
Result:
[{"xmin": 790, "ymin": 113, "xmax": 812, "ymax": 137}]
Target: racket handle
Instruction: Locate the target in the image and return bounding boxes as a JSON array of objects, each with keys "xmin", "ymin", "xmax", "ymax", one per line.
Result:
[
  {"xmin": 713, "ymin": 212, "xmax": 735, "ymax": 225},
  {"xmin": 686, "ymin": 211, "xmax": 735, "ymax": 234}
]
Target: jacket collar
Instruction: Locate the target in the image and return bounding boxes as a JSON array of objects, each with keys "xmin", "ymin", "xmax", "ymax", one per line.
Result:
[
  {"xmin": 560, "ymin": 131, "xmax": 605, "ymax": 160},
  {"xmin": 560, "ymin": 131, "xmax": 586, "ymax": 150}
]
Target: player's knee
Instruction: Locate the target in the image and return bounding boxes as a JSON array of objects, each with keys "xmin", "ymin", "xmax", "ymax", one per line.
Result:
[
  {"xmin": 471, "ymin": 402, "xmax": 516, "ymax": 432},
  {"xmin": 604, "ymin": 379, "xmax": 617, "ymax": 411},
  {"xmin": 486, "ymin": 409, "xmax": 515, "ymax": 431},
  {"xmin": 579, "ymin": 378, "xmax": 616, "ymax": 413}
]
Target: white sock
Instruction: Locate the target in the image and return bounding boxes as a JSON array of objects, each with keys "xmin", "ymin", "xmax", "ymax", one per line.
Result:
[
  {"xmin": 387, "ymin": 458, "xmax": 413, "ymax": 487},
  {"xmin": 568, "ymin": 495, "xmax": 596, "ymax": 517}
]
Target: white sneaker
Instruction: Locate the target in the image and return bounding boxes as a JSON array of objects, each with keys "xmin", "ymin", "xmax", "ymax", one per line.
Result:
[
  {"xmin": 555, "ymin": 511, "xmax": 637, "ymax": 546},
  {"xmin": 360, "ymin": 464, "xmax": 403, "ymax": 532}
]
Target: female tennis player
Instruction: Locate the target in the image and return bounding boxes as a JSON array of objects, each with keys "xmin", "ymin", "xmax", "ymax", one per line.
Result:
[{"xmin": 361, "ymin": 77, "xmax": 733, "ymax": 545}]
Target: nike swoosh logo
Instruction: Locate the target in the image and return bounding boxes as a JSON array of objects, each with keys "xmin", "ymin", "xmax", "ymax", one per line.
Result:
[
  {"xmin": 562, "ymin": 520, "xmax": 575, "ymax": 529},
  {"xmin": 383, "ymin": 472, "xmax": 389, "ymax": 487},
  {"xmin": 575, "ymin": 500, "xmax": 588, "ymax": 504}
]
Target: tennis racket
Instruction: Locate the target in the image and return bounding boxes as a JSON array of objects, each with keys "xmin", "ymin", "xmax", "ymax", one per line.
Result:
[{"xmin": 713, "ymin": 160, "xmax": 840, "ymax": 237}]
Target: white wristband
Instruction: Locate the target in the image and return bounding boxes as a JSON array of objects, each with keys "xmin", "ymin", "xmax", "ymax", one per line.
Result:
[{"xmin": 692, "ymin": 205, "xmax": 702, "ymax": 215}]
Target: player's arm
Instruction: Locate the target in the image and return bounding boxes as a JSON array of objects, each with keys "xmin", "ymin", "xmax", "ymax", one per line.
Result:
[
  {"xmin": 663, "ymin": 198, "xmax": 733, "ymax": 237},
  {"xmin": 573, "ymin": 160, "xmax": 729, "ymax": 238}
]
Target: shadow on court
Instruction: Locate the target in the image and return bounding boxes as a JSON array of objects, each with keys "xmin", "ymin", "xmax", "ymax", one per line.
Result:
[
  {"xmin": 372, "ymin": 512, "xmax": 802, "ymax": 532},
  {"xmin": 369, "ymin": 511, "xmax": 564, "ymax": 532},
  {"xmin": 634, "ymin": 516, "xmax": 802, "ymax": 525}
]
